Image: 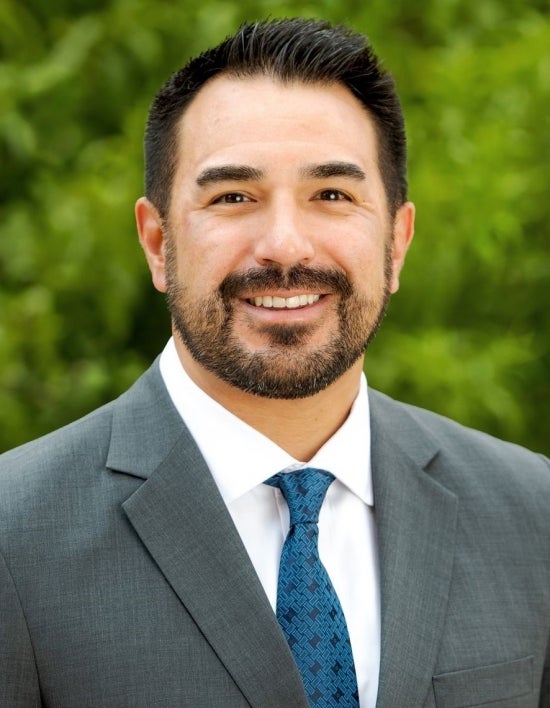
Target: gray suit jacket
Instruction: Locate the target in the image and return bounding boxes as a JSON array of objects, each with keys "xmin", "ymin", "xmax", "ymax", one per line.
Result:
[{"xmin": 0, "ymin": 361, "xmax": 549, "ymax": 707}]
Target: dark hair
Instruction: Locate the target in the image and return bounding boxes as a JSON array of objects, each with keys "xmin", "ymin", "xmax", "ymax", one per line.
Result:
[{"xmin": 145, "ymin": 17, "xmax": 407, "ymax": 219}]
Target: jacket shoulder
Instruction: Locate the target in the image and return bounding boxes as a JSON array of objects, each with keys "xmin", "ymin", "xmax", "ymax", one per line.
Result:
[
  {"xmin": 0, "ymin": 399, "xmax": 116, "ymax": 487},
  {"xmin": 368, "ymin": 388, "xmax": 550, "ymax": 493},
  {"xmin": 0, "ymin": 359, "xmax": 165, "ymax": 487}
]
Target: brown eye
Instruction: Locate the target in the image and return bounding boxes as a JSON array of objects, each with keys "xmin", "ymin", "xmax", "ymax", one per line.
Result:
[
  {"xmin": 213, "ymin": 193, "xmax": 252, "ymax": 204},
  {"xmin": 315, "ymin": 189, "xmax": 351, "ymax": 202}
]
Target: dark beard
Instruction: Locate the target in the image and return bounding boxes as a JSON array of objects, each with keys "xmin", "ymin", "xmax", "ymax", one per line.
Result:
[{"xmin": 166, "ymin": 257, "xmax": 392, "ymax": 399}]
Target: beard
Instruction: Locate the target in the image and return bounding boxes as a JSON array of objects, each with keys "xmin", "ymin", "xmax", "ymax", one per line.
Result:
[{"xmin": 165, "ymin": 242, "xmax": 393, "ymax": 399}]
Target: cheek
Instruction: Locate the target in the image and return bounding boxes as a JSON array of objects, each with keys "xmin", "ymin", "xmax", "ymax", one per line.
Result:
[
  {"xmin": 171, "ymin": 217, "xmax": 250, "ymax": 291},
  {"xmin": 329, "ymin": 233, "xmax": 389, "ymax": 287}
]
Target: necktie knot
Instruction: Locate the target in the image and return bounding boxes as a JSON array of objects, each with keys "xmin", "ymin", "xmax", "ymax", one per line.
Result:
[{"xmin": 265, "ymin": 467, "xmax": 335, "ymax": 526}]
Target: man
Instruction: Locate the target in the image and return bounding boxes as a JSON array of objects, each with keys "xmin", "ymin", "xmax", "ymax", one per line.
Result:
[{"xmin": 0, "ymin": 17, "xmax": 548, "ymax": 708}]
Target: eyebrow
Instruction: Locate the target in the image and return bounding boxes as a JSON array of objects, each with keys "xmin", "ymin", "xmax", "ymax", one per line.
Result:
[
  {"xmin": 300, "ymin": 161, "xmax": 367, "ymax": 181},
  {"xmin": 195, "ymin": 160, "xmax": 366, "ymax": 188},
  {"xmin": 196, "ymin": 165, "xmax": 264, "ymax": 187}
]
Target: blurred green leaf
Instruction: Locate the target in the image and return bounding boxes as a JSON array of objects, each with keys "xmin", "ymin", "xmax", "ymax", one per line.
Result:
[{"xmin": 1, "ymin": 0, "xmax": 548, "ymax": 454}]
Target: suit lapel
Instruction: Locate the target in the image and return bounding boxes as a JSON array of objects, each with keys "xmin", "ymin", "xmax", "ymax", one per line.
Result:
[
  {"xmin": 107, "ymin": 363, "xmax": 309, "ymax": 708},
  {"xmin": 369, "ymin": 391, "xmax": 459, "ymax": 708},
  {"xmin": 106, "ymin": 364, "xmax": 459, "ymax": 707}
]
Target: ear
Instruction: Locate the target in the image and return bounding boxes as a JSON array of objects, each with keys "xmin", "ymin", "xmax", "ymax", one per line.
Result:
[
  {"xmin": 135, "ymin": 197, "xmax": 168, "ymax": 293},
  {"xmin": 389, "ymin": 201, "xmax": 415, "ymax": 294}
]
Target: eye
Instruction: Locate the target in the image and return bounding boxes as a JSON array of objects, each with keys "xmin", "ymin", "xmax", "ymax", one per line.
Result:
[
  {"xmin": 314, "ymin": 189, "xmax": 352, "ymax": 202},
  {"xmin": 212, "ymin": 192, "xmax": 253, "ymax": 204}
]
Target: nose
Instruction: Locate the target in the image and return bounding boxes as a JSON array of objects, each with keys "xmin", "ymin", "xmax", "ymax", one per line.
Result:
[{"xmin": 253, "ymin": 198, "xmax": 315, "ymax": 268}]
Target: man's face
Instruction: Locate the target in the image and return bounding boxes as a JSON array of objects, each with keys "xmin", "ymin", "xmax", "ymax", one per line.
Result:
[{"xmin": 137, "ymin": 75, "xmax": 414, "ymax": 398}]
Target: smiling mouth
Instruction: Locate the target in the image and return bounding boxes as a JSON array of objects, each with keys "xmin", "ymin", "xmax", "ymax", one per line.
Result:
[{"xmin": 246, "ymin": 294, "xmax": 322, "ymax": 309}]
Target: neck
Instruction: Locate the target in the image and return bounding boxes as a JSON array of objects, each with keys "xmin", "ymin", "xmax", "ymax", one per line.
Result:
[{"xmin": 173, "ymin": 339, "xmax": 364, "ymax": 462}]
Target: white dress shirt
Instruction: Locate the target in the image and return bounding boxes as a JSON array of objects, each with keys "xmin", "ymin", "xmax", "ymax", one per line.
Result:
[{"xmin": 159, "ymin": 337, "xmax": 380, "ymax": 706}]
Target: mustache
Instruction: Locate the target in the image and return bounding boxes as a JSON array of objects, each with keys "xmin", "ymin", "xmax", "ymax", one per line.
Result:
[{"xmin": 219, "ymin": 265, "xmax": 353, "ymax": 300}]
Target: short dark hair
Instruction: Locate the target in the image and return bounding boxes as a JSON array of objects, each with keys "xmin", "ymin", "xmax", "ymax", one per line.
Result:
[{"xmin": 145, "ymin": 17, "xmax": 407, "ymax": 219}]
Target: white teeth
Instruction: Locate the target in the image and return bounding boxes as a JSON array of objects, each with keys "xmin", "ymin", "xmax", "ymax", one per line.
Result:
[
  {"xmin": 249, "ymin": 294, "xmax": 321, "ymax": 309},
  {"xmin": 254, "ymin": 295, "xmax": 272, "ymax": 306}
]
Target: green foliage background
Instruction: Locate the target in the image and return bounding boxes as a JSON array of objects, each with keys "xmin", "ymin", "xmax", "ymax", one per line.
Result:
[{"xmin": 1, "ymin": 0, "xmax": 548, "ymax": 454}]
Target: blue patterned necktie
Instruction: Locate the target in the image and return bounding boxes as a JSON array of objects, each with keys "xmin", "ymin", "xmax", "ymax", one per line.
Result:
[{"xmin": 265, "ymin": 467, "xmax": 359, "ymax": 707}]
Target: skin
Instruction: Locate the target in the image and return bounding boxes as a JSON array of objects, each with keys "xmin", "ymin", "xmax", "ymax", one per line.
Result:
[{"xmin": 136, "ymin": 75, "xmax": 415, "ymax": 460}]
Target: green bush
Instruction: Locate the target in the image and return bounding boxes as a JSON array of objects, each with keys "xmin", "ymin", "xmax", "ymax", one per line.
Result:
[{"xmin": 1, "ymin": 0, "xmax": 548, "ymax": 453}]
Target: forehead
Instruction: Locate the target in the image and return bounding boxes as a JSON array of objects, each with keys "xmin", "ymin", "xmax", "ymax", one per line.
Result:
[{"xmin": 173, "ymin": 75, "xmax": 381, "ymax": 179}]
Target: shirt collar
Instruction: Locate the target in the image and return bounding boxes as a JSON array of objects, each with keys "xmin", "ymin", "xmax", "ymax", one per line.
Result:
[{"xmin": 159, "ymin": 337, "xmax": 373, "ymax": 507}]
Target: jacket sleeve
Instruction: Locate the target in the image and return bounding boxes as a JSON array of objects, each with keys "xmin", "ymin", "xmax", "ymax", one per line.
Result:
[
  {"xmin": 540, "ymin": 636, "xmax": 550, "ymax": 708},
  {"xmin": 537, "ymin": 456, "xmax": 550, "ymax": 708},
  {"xmin": 0, "ymin": 547, "xmax": 41, "ymax": 707}
]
